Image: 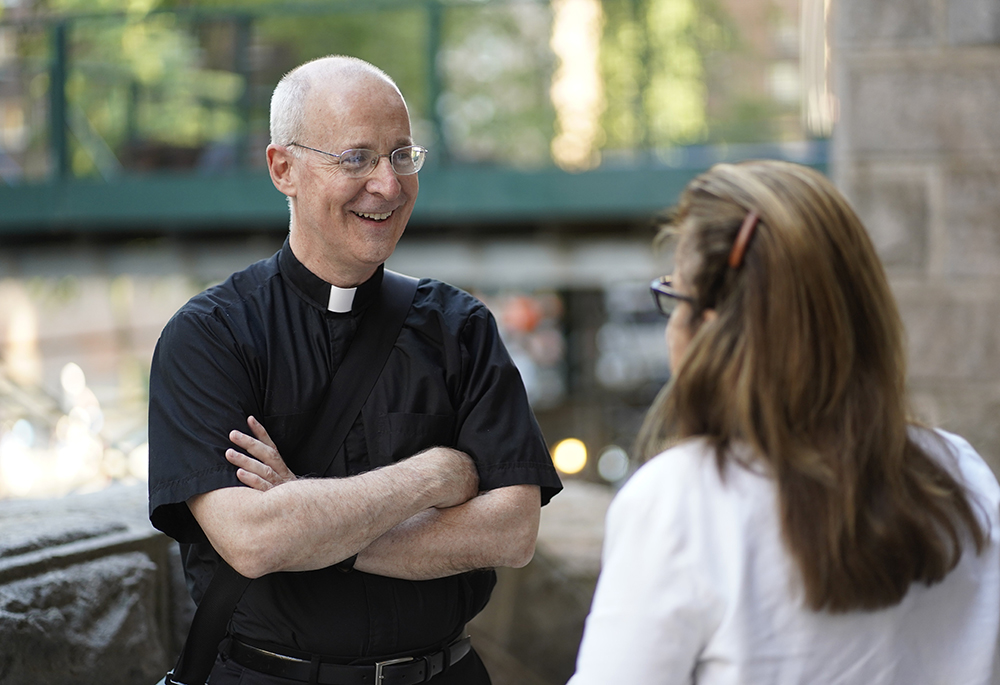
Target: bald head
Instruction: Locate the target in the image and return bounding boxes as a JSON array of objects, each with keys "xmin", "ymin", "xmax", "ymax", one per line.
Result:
[{"xmin": 269, "ymin": 56, "xmax": 404, "ymax": 147}]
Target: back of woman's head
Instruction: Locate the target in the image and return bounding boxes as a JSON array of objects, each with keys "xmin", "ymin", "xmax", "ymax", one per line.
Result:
[
  {"xmin": 661, "ymin": 161, "xmax": 904, "ymax": 461},
  {"xmin": 639, "ymin": 159, "xmax": 985, "ymax": 612}
]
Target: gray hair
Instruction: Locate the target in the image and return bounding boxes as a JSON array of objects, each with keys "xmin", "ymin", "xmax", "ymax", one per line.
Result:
[
  {"xmin": 269, "ymin": 55, "xmax": 401, "ymax": 147},
  {"xmin": 269, "ymin": 70, "xmax": 308, "ymax": 146}
]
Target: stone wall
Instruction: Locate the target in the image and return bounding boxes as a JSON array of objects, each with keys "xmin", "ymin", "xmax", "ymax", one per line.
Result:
[
  {"xmin": 0, "ymin": 485, "xmax": 192, "ymax": 684},
  {"xmin": 833, "ymin": 0, "xmax": 1000, "ymax": 472}
]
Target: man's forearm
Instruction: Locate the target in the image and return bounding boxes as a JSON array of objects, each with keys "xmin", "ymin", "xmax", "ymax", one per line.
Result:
[
  {"xmin": 188, "ymin": 448, "xmax": 478, "ymax": 578},
  {"xmin": 354, "ymin": 484, "xmax": 541, "ymax": 580}
]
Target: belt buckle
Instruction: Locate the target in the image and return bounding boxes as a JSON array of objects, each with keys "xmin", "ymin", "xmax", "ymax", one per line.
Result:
[{"xmin": 374, "ymin": 656, "xmax": 413, "ymax": 683}]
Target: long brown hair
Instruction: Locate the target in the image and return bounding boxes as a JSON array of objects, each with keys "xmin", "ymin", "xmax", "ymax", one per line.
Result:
[{"xmin": 637, "ymin": 159, "xmax": 986, "ymax": 612}]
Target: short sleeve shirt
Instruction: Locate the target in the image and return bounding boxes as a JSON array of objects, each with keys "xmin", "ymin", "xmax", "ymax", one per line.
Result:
[{"xmin": 148, "ymin": 239, "xmax": 562, "ymax": 657}]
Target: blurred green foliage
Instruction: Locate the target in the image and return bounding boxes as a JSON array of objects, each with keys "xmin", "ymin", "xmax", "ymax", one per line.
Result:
[
  {"xmin": 601, "ymin": 0, "xmax": 734, "ymax": 152},
  {"xmin": 9, "ymin": 0, "xmax": 795, "ymax": 178}
]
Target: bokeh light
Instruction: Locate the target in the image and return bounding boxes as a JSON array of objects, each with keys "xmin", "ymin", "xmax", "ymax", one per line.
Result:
[
  {"xmin": 553, "ymin": 437, "xmax": 588, "ymax": 475},
  {"xmin": 128, "ymin": 443, "xmax": 149, "ymax": 481},
  {"xmin": 597, "ymin": 445, "xmax": 630, "ymax": 483},
  {"xmin": 550, "ymin": 0, "xmax": 604, "ymax": 171},
  {"xmin": 0, "ymin": 423, "xmax": 40, "ymax": 497},
  {"xmin": 60, "ymin": 362, "xmax": 87, "ymax": 397}
]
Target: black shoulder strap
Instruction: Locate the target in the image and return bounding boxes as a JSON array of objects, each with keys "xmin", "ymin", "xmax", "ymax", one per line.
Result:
[
  {"xmin": 295, "ymin": 269, "xmax": 420, "ymax": 478},
  {"xmin": 166, "ymin": 561, "xmax": 248, "ymax": 684},
  {"xmin": 166, "ymin": 269, "xmax": 419, "ymax": 685}
]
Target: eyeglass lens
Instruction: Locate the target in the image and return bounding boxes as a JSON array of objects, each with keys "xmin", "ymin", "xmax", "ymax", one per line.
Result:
[
  {"xmin": 650, "ymin": 278, "xmax": 689, "ymax": 317},
  {"xmin": 653, "ymin": 291, "xmax": 678, "ymax": 317},
  {"xmin": 339, "ymin": 146, "xmax": 426, "ymax": 177}
]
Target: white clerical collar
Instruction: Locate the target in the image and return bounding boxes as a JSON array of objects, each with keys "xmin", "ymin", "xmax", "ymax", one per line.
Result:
[{"xmin": 327, "ymin": 285, "xmax": 357, "ymax": 313}]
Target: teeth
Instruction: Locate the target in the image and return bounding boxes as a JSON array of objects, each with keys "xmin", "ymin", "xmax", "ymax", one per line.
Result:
[{"xmin": 356, "ymin": 211, "xmax": 392, "ymax": 221}]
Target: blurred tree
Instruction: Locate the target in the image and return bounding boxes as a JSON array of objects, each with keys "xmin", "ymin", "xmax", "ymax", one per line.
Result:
[
  {"xmin": 22, "ymin": 0, "xmax": 248, "ymax": 176},
  {"xmin": 158, "ymin": 0, "xmax": 556, "ymax": 167},
  {"xmin": 600, "ymin": 0, "xmax": 734, "ymax": 156},
  {"xmin": 437, "ymin": 2, "xmax": 555, "ymax": 167}
]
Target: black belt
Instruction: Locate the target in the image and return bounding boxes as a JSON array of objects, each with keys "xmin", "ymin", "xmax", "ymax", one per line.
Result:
[{"xmin": 225, "ymin": 635, "xmax": 472, "ymax": 685}]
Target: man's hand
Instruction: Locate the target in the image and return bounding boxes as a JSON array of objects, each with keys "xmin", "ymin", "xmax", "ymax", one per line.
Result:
[
  {"xmin": 226, "ymin": 418, "xmax": 479, "ymax": 508},
  {"xmin": 355, "ymin": 484, "xmax": 541, "ymax": 579},
  {"xmin": 414, "ymin": 446, "xmax": 479, "ymax": 509},
  {"xmin": 226, "ymin": 416, "xmax": 297, "ymax": 490}
]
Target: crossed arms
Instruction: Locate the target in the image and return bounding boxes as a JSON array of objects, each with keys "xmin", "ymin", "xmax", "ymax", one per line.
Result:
[{"xmin": 187, "ymin": 416, "xmax": 541, "ymax": 581}]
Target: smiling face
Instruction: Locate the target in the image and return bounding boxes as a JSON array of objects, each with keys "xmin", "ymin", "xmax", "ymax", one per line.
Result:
[{"xmin": 274, "ymin": 64, "xmax": 418, "ymax": 286}]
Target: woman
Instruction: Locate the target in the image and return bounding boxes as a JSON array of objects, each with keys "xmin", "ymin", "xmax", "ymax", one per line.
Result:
[{"xmin": 568, "ymin": 160, "xmax": 1000, "ymax": 684}]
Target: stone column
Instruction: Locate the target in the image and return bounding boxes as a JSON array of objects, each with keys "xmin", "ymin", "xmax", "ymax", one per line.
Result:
[{"xmin": 833, "ymin": 0, "xmax": 1000, "ymax": 471}]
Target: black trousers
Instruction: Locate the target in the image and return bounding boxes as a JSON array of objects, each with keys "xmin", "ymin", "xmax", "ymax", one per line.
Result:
[{"xmin": 207, "ymin": 648, "xmax": 492, "ymax": 685}]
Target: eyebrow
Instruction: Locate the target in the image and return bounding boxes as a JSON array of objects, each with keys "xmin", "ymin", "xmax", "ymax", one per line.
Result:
[{"xmin": 336, "ymin": 137, "xmax": 414, "ymax": 152}]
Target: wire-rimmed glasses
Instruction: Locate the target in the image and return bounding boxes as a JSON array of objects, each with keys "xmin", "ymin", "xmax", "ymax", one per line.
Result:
[{"xmin": 288, "ymin": 143, "xmax": 428, "ymax": 178}]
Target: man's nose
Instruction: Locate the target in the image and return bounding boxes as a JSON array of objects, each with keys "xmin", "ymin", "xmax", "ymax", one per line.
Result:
[{"xmin": 365, "ymin": 155, "xmax": 402, "ymax": 198}]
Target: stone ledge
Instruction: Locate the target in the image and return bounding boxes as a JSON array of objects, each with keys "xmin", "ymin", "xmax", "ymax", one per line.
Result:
[
  {"xmin": 0, "ymin": 552, "xmax": 167, "ymax": 684},
  {"xmin": 0, "ymin": 529, "xmax": 165, "ymax": 586},
  {"xmin": 0, "ymin": 484, "xmax": 166, "ymax": 585},
  {"xmin": 0, "ymin": 485, "xmax": 182, "ymax": 685}
]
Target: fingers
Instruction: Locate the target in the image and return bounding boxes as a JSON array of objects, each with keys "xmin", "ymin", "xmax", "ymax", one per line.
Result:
[
  {"xmin": 247, "ymin": 415, "xmax": 278, "ymax": 450},
  {"xmin": 229, "ymin": 425, "xmax": 278, "ymax": 463},
  {"xmin": 226, "ymin": 448, "xmax": 279, "ymax": 491},
  {"xmin": 227, "ymin": 416, "xmax": 297, "ymax": 487},
  {"xmin": 234, "ymin": 464, "xmax": 275, "ymax": 492},
  {"xmin": 230, "ymin": 420, "xmax": 295, "ymax": 483}
]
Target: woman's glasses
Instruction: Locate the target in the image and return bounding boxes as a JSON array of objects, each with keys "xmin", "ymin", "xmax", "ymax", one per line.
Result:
[{"xmin": 650, "ymin": 276, "xmax": 695, "ymax": 317}]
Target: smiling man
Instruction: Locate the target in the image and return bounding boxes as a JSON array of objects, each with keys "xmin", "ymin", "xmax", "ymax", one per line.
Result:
[{"xmin": 147, "ymin": 56, "xmax": 561, "ymax": 685}]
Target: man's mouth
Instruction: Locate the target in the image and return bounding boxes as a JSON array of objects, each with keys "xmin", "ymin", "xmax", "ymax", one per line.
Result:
[{"xmin": 354, "ymin": 211, "xmax": 393, "ymax": 222}]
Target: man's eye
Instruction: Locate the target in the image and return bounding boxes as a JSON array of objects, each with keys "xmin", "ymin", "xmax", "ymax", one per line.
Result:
[
  {"xmin": 391, "ymin": 148, "xmax": 416, "ymax": 171},
  {"xmin": 339, "ymin": 150, "xmax": 372, "ymax": 168}
]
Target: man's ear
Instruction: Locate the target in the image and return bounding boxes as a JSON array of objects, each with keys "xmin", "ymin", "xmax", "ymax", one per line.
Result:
[{"xmin": 267, "ymin": 144, "xmax": 297, "ymax": 198}]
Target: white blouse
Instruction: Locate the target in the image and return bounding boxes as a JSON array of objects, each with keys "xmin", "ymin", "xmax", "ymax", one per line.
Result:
[{"xmin": 569, "ymin": 430, "xmax": 1000, "ymax": 685}]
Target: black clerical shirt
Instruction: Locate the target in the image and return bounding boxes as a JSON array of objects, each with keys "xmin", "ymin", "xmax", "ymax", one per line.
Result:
[{"xmin": 148, "ymin": 239, "xmax": 562, "ymax": 658}]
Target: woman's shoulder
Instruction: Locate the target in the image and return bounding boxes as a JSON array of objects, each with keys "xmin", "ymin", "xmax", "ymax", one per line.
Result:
[
  {"xmin": 624, "ymin": 437, "xmax": 715, "ymax": 487},
  {"xmin": 631, "ymin": 437, "xmax": 766, "ymax": 487},
  {"xmin": 611, "ymin": 438, "xmax": 751, "ymax": 521},
  {"xmin": 909, "ymin": 426, "xmax": 1000, "ymax": 538},
  {"xmin": 916, "ymin": 426, "xmax": 999, "ymax": 495},
  {"xmin": 614, "ymin": 439, "xmax": 779, "ymax": 540}
]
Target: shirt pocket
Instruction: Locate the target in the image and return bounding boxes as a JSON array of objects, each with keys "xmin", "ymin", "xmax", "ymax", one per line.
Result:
[{"xmin": 383, "ymin": 412, "xmax": 457, "ymax": 465}]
